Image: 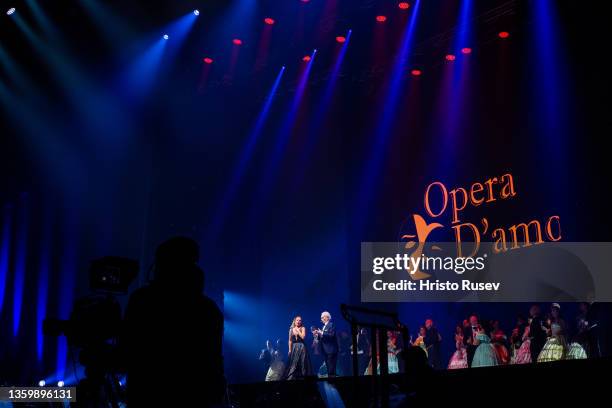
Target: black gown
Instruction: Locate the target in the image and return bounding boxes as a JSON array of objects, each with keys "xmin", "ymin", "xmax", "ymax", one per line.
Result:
[{"xmin": 285, "ymin": 332, "xmax": 313, "ymax": 379}]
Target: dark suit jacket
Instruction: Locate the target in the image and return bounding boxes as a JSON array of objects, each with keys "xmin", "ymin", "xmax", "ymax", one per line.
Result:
[
  {"xmin": 320, "ymin": 321, "xmax": 339, "ymax": 355},
  {"xmin": 529, "ymin": 315, "xmax": 548, "ymax": 348},
  {"xmin": 463, "ymin": 326, "xmax": 476, "ymax": 346}
]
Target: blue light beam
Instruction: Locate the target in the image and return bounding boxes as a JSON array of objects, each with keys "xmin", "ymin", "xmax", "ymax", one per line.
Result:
[
  {"xmin": 206, "ymin": 66, "xmax": 286, "ymax": 242},
  {"xmin": 0, "ymin": 203, "xmax": 13, "ymax": 315},
  {"xmin": 292, "ymin": 30, "xmax": 352, "ymax": 188},
  {"xmin": 13, "ymin": 193, "xmax": 29, "ymax": 337},
  {"xmin": 354, "ymin": 1, "xmax": 421, "ymax": 227},
  {"xmin": 246, "ymin": 49, "xmax": 317, "ymax": 224}
]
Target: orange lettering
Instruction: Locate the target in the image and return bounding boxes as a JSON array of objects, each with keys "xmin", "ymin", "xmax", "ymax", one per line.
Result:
[
  {"xmin": 449, "ymin": 187, "xmax": 468, "ymax": 224},
  {"xmin": 424, "ymin": 181, "xmax": 447, "ymax": 218},
  {"xmin": 500, "ymin": 173, "xmax": 516, "ymax": 199},
  {"xmin": 484, "ymin": 177, "xmax": 499, "ymax": 203},
  {"xmin": 470, "ymin": 182, "xmax": 485, "ymax": 206},
  {"xmin": 452, "ymin": 223, "xmax": 481, "ymax": 257},
  {"xmin": 546, "ymin": 215, "xmax": 562, "ymax": 241}
]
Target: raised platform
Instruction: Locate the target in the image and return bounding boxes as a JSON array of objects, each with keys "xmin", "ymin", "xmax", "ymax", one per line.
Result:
[{"xmin": 230, "ymin": 357, "xmax": 611, "ymax": 407}]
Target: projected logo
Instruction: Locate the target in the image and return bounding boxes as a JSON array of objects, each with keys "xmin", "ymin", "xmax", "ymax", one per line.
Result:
[
  {"xmin": 399, "ymin": 173, "xmax": 562, "ymax": 279},
  {"xmin": 400, "ymin": 214, "xmax": 442, "ymax": 280}
]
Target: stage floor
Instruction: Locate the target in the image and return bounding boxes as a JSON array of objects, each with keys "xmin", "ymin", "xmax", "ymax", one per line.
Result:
[{"xmin": 230, "ymin": 357, "xmax": 611, "ymax": 407}]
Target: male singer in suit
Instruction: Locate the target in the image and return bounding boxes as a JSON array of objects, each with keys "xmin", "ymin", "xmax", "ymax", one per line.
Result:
[{"xmin": 314, "ymin": 311, "xmax": 339, "ymax": 376}]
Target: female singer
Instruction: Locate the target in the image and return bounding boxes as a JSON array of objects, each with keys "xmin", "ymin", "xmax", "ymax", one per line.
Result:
[
  {"xmin": 512, "ymin": 325, "xmax": 532, "ymax": 364},
  {"xmin": 412, "ymin": 326, "xmax": 428, "ymax": 358},
  {"xmin": 387, "ymin": 331, "xmax": 401, "ymax": 374},
  {"xmin": 364, "ymin": 330, "xmax": 401, "ymax": 375},
  {"xmin": 490, "ymin": 321, "xmax": 510, "ymax": 365},
  {"xmin": 448, "ymin": 325, "xmax": 468, "ymax": 369},
  {"xmin": 285, "ymin": 316, "xmax": 313, "ymax": 379},
  {"xmin": 537, "ymin": 322, "xmax": 567, "ymax": 362},
  {"xmin": 471, "ymin": 325, "xmax": 500, "ymax": 367}
]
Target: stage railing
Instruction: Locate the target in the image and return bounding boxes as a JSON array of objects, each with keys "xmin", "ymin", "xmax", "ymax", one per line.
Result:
[{"xmin": 340, "ymin": 304, "xmax": 409, "ymax": 378}]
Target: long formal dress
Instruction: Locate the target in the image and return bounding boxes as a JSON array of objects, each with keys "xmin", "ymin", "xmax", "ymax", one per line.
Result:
[
  {"xmin": 537, "ymin": 337, "xmax": 565, "ymax": 363},
  {"xmin": 493, "ymin": 343, "xmax": 510, "ymax": 365},
  {"xmin": 387, "ymin": 340, "xmax": 400, "ymax": 374},
  {"xmin": 472, "ymin": 334, "xmax": 499, "ymax": 367},
  {"xmin": 265, "ymin": 350, "xmax": 285, "ymax": 381},
  {"xmin": 413, "ymin": 335, "xmax": 428, "ymax": 358},
  {"xmin": 363, "ymin": 342, "xmax": 400, "ymax": 375},
  {"xmin": 285, "ymin": 334, "xmax": 313, "ymax": 380},
  {"xmin": 567, "ymin": 342, "xmax": 587, "ymax": 359},
  {"xmin": 448, "ymin": 337, "xmax": 468, "ymax": 369},
  {"xmin": 512, "ymin": 338, "xmax": 532, "ymax": 364}
]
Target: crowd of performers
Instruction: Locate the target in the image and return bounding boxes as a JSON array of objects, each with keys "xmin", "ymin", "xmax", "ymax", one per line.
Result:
[
  {"xmin": 447, "ymin": 303, "xmax": 590, "ymax": 369},
  {"xmin": 258, "ymin": 303, "xmax": 602, "ymax": 381}
]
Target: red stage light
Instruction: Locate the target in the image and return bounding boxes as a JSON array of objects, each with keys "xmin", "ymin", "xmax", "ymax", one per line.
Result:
[
  {"xmin": 461, "ymin": 47, "xmax": 472, "ymax": 54},
  {"xmin": 445, "ymin": 54, "xmax": 456, "ymax": 61},
  {"xmin": 264, "ymin": 17, "xmax": 275, "ymax": 25},
  {"xmin": 376, "ymin": 15, "xmax": 387, "ymax": 23},
  {"xmin": 411, "ymin": 69, "xmax": 422, "ymax": 76},
  {"xmin": 498, "ymin": 31, "xmax": 510, "ymax": 39},
  {"xmin": 302, "ymin": 55, "xmax": 311, "ymax": 62},
  {"xmin": 398, "ymin": 2, "xmax": 410, "ymax": 10},
  {"xmin": 232, "ymin": 38, "xmax": 242, "ymax": 45},
  {"xmin": 203, "ymin": 57, "xmax": 213, "ymax": 64},
  {"xmin": 336, "ymin": 36, "xmax": 346, "ymax": 43}
]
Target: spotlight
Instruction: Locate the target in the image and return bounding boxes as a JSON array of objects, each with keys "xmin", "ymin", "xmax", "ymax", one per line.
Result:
[
  {"xmin": 498, "ymin": 31, "xmax": 510, "ymax": 39},
  {"xmin": 38, "ymin": 380, "xmax": 45, "ymax": 387},
  {"xmin": 335, "ymin": 36, "xmax": 346, "ymax": 43},
  {"xmin": 163, "ymin": 34, "xmax": 169, "ymax": 40},
  {"xmin": 193, "ymin": 10, "xmax": 200, "ymax": 16},
  {"xmin": 264, "ymin": 17, "xmax": 275, "ymax": 25},
  {"xmin": 376, "ymin": 15, "xmax": 387, "ymax": 23},
  {"xmin": 300, "ymin": 0, "xmax": 310, "ymax": 3},
  {"xmin": 302, "ymin": 55, "xmax": 311, "ymax": 62},
  {"xmin": 445, "ymin": 54, "xmax": 456, "ymax": 61},
  {"xmin": 398, "ymin": 2, "xmax": 410, "ymax": 10},
  {"xmin": 57, "ymin": 381, "xmax": 64, "ymax": 387},
  {"xmin": 232, "ymin": 38, "xmax": 242, "ymax": 45},
  {"xmin": 7, "ymin": 7, "xmax": 16, "ymax": 15},
  {"xmin": 411, "ymin": 69, "xmax": 422, "ymax": 76},
  {"xmin": 461, "ymin": 47, "xmax": 472, "ymax": 54},
  {"xmin": 203, "ymin": 57, "xmax": 213, "ymax": 64}
]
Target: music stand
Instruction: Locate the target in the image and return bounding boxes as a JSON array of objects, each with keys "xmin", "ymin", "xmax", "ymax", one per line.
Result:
[{"xmin": 340, "ymin": 304, "xmax": 409, "ymax": 378}]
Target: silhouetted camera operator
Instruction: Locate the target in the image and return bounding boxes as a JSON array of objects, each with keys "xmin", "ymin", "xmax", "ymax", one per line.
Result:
[{"xmin": 122, "ymin": 237, "xmax": 224, "ymax": 407}]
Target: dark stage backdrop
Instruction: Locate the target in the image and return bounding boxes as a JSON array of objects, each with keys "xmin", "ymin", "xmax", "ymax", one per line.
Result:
[{"xmin": 0, "ymin": 0, "xmax": 610, "ymax": 385}]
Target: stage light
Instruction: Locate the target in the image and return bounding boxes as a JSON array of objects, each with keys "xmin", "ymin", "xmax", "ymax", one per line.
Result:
[
  {"xmin": 7, "ymin": 7, "xmax": 15, "ymax": 15},
  {"xmin": 193, "ymin": 10, "xmax": 200, "ymax": 16},
  {"xmin": 498, "ymin": 31, "xmax": 510, "ymax": 39},
  {"xmin": 411, "ymin": 69, "xmax": 422, "ymax": 76},
  {"xmin": 233, "ymin": 38, "xmax": 242, "ymax": 45},
  {"xmin": 203, "ymin": 57, "xmax": 213, "ymax": 64},
  {"xmin": 398, "ymin": 2, "xmax": 410, "ymax": 10},
  {"xmin": 38, "ymin": 380, "xmax": 45, "ymax": 387},
  {"xmin": 163, "ymin": 34, "xmax": 169, "ymax": 40},
  {"xmin": 376, "ymin": 15, "xmax": 387, "ymax": 23},
  {"xmin": 302, "ymin": 55, "xmax": 311, "ymax": 62},
  {"xmin": 264, "ymin": 17, "xmax": 275, "ymax": 25},
  {"xmin": 445, "ymin": 54, "xmax": 456, "ymax": 61},
  {"xmin": 57, "ymin": 381, "xmax": 64, "ymax": 387},
  {"xmin": 300, "ymin": 0, "xmax": 310, "ymax": 3},
  {"xmin": 335, "ymin": 36, "xmax": 346, "ymax": 43},
  {"xmin": 461, "ymin": 47, "xmax": 472, "ymax": 54}
]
